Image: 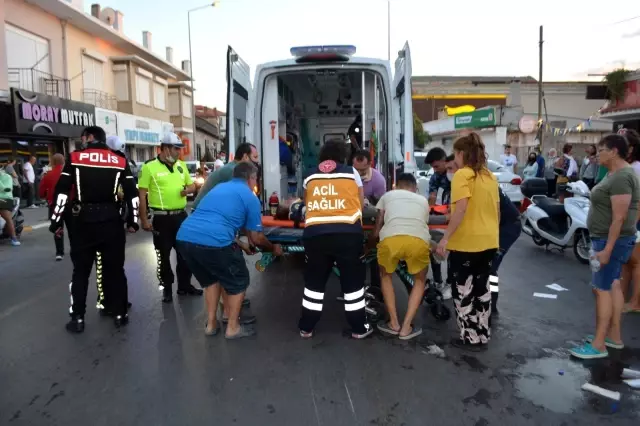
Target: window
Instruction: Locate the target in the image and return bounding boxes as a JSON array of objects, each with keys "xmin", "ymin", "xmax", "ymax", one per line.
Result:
[
  {"xmin": 5, "ymin": 24, "xmax": 50, "ymax": 73},
  {"xmin": 182, "ymin": 95, "xmax": 192, "ymax": 118},
  {"xmin": 114, "ymin": 71, "xmax": 129, "ymax": 101},
  {"xmin": 82, "ymin": 55, "xmax": 103, "ymax": 91},
  {"xmin": 136, "ymin": 148, "xmax": 148, "ymax": 162},
  {"xmin": 153, "ymin": 83, "xmax": 166, "ymax": 110},
  {"xmin": 135, "ymin": 75, "xmax": 151, "ymax": 106},
  {"xmin": 169, "ymin": 92, "xmax": 179, "ymax": 115}
]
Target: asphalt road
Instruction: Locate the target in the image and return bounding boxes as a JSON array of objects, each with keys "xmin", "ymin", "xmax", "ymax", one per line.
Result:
[{"xmin": 1, "ymin": 226, "xmax": 639, "ymax": 426}]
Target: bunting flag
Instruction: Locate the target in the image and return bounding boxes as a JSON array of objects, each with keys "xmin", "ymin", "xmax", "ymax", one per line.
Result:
[{"xmin": 536, "ymin": 101, "xmax": 612, "ymax": 136}]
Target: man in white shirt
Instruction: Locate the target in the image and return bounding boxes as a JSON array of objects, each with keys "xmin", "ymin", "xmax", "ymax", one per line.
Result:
[
  {"xmin": 213, "ymin": 151, "xmax": 226, "ymax": 171},
  {"xmin": 370, "ymin": 173, "xmax": 430, "ymax": 340},
  {"xmin": 23, "ymin": 156, "xmax": 38, "ymax": 209},
  {"xmin": 500, "ymin": 145, "xmax": 518, "ymax": 174}
]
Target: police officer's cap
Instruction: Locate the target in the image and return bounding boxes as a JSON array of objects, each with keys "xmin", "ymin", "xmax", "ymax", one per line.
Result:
[
  {"xmin": 161, "ymin": 132, "xmax": 185, "ymax": 148},
  {"xmin": 106, "ymin": 135, "xmax": 125, "ymax": 152}
]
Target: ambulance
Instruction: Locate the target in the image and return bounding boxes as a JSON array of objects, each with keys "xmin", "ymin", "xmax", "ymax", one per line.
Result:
[{"xmin": 224, "ymin": 43, "xmax": 416, "ymax": 205}]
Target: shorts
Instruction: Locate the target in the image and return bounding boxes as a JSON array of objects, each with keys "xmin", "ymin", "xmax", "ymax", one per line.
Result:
[
  {"xmin": 0, "ymin": 198, "xmax": 15, "ymax": 211},
  {"xmin": 176, "ymin": 241, "xmax": 250, "ymax": 295},
  {"xmin": 377, "ymin": 235, "xmax": 430, "ymax": 275},
  {"xmin": 591, "ymin": 235, "xmax": 636, "ymax": 291}
]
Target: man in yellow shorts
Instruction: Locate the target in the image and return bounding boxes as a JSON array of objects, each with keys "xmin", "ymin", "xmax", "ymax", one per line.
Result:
[{"xmin": 371, "ymin": 173, "xmax": 430, "ymax": 340}]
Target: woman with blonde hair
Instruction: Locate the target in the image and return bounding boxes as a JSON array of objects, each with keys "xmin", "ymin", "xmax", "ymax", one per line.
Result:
[{"xmin": 436, "ymin": 132, "xmax": 499, "ymax": 350}]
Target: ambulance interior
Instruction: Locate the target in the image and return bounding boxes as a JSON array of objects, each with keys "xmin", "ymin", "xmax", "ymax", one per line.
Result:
[{"xmin": 263, "ymin": 69, "xmax": 390, "ymax": 200}]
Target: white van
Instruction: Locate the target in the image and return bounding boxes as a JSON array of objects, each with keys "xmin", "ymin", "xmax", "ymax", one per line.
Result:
[{"xmin": 224, "ymin": 43, "xmax": 416, "ymax": 205}]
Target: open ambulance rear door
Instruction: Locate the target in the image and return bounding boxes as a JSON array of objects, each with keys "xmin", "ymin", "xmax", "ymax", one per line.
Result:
[
  {"xmin": 225, "ymin": 46, "xmax": 253, "ymax": 160},
  {"xmin": 392, "ymin": 42, "xmax": 415, "ymax": 175}
]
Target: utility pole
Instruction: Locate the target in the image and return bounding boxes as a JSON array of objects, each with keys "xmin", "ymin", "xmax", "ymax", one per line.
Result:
[{"xmin": 537, "ymin": 25, "xmax": 544, "ymax": 151}]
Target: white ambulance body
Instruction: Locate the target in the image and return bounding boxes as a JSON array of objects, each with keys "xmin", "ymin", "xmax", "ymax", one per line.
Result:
[{"xmin": 224, "ymin": 43, "xmax": 416, "ymax": 205}]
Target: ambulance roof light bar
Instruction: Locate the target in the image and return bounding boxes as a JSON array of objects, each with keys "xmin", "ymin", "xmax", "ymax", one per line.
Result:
[{"xmin": 290, "ymin": 45, "xmax": 357, "ymax": 63}]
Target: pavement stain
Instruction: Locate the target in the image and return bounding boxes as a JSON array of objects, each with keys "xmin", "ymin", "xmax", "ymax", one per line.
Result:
[
  {"xmin": 9, "ymin": 410, "xmax": 20, "ymax": 422},
  {"xmin": 462, "ymin": 388, "xmax": 498, "ymax": 409},
  {"xmin": 459, "ymin": 355, "xmax": 489, "ymax": 373},
  {"xmin": 369, "ymin": 402, "xmax": 404, "ymax": 426},
  {"xmin": 474, "ymin": 417, "xmax": 489, "ymax": 426}
]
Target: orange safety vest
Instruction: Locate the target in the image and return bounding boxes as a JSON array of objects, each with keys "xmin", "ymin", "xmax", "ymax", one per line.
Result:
[{"xmin": 303, "ymin": 161, "xmax": 362, "ymax": 237}]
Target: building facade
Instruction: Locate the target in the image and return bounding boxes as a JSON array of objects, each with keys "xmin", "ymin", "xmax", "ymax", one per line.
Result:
[
  {"xmin": 1, "ymin": 0, "xmax": 193, "ymax": 169},
  {"xmin": 598, "ymin": 70, "xmax": 640, "ymax": 132}
]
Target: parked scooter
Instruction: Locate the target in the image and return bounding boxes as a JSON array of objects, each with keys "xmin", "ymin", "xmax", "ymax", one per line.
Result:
[
  {"xmin": 0, "ymin": 197, "xmax": 25, "ymax": 241},
  {"xmin": 521, "ymin": 178, "xmax": 591, "ymax": 264}
]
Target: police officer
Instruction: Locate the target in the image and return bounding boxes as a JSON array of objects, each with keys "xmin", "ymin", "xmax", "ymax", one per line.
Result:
[
  {"xmin": 50, "ymin": 126, "xmax": 139, "ymax": 333},
  {"xmin": 138, "ymin": 133, "xmax": 202, "ymax": 303},
  {"xmin": 91, "ymin": 135, "xmax": 133, "ymax": 317},
  {"xmin": 298, "ymin": 139, "xmax": 372, "ymax": 339}
]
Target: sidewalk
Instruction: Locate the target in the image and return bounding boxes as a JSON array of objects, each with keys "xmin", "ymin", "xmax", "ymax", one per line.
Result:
[{"xmin": 20, "ymin": 205, "xmax": 49, "ymax": 232}]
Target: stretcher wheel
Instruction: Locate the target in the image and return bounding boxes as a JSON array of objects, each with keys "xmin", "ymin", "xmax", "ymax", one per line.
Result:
[
  {"xmin": 423, "ymin": 287, "xmax": 443, "ymax": 305},
  {"xmin": 365, "ymin": 300, "xmax": 385, "ymax": 324},
  {"xmin": 430, "ymin": 301, "xmax": 451, "ymax": 321},
  {"xmin": 365, "ymin": 286, "xmax": 383, "ymax": 302}
]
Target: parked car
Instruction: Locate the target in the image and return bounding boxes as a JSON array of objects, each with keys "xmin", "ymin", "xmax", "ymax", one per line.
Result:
[{"xmin": 487, "ymin": 159, "xmax": 524, "ymax": 206}]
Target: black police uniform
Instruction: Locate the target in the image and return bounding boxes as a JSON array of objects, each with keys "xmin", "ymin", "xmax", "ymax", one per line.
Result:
[{"xmin": 50, "ymin": 142, "xmax": 139, "ymax": 332}]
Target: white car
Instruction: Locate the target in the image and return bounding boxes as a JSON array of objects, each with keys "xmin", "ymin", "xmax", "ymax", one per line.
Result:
[{"xmin": 487, "ymin": 160, "xmax": 524, "ymax": 206}]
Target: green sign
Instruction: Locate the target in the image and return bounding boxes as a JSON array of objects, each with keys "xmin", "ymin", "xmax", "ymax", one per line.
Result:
[{"xmin": 454, "ymin": 108, "xmax": 496, "ymax": 129}]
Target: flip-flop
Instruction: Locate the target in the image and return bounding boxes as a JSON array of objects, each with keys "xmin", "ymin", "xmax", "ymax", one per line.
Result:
[
  {"xmin": 624, "ymin": 305, "xmax": 640, "ymax": 314},
  {"xmin": 399, "ymin": 326, "xmax": 423, "ymax": 340},
  {"xmin": 225, "ymin": 324, "xmax": 256, "ymax": 340},
  {"xmin": 377, "ymin": 322, "xmax": 400, "ymax": 335},
  {"xmin": 584, "ymin": 334, "xmax": 624, "ymax": 349},
  {"xmin": 204, "ymin": 323, "xmax": 220, "ymax": 336}
]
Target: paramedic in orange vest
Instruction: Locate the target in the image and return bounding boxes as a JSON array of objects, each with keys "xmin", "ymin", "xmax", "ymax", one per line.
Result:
[{"xmin": 298, "ymin": 139, "xmax": 372, "ymax": 339}]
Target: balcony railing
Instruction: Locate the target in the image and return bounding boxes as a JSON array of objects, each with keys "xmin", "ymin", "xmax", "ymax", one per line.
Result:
[
  {"xmin": 7, "ymin": 68, "xmax": 70, "ymax": 99},
  {"xmin": 83, "ymin": 89, "xmax": 118, "ymax": 109}
]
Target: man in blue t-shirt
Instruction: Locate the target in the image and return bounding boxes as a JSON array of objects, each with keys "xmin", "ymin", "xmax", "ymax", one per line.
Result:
[{"xmin": 176, "ymin": 163, "xmax": 282, "ymax": 340}]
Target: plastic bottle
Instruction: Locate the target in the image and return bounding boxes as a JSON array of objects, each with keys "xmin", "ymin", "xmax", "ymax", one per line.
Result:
[
  {"xmin": 589, "ymin": 248, "xmax": 601, "ymax": 272},
  {"xmin": 269, "ymin": 192, "xmax": 279, "ymax": 217}
]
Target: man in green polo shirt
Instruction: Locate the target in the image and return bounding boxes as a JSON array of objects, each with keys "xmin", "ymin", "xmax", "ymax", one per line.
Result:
[
  {"xmin": 193, "ymin": 143, "xmax": 259, "ymax": 209},
  {"xmin": 138, "ymin": 133, "xmax": 203, "ymax": 303}
]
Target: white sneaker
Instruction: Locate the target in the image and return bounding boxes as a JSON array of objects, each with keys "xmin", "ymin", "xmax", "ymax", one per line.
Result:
[
  {"xmin": 11, "ymin": 238, "xmax": 21, "ymax": 247},
  {"xmin": 28, "ymin": 204, "xmax": 38, "ymax": 209},
  {"xmin": 56, "ymin": 255, "xmax": 63, "ymax": 261},
  {"xmin": 441, "ymin": 284, "xmax": 452, "ymax": 300}
]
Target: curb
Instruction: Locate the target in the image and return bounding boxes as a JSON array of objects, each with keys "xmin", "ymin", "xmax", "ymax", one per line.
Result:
[{"xmin": 22, "ymin": 223, "xmax": 49, "ymax": 233}]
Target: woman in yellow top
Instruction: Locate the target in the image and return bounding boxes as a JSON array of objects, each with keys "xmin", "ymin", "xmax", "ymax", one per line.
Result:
[{"xmin": 436, "ymin": 132, "xmax": 500, "ymax": 350}]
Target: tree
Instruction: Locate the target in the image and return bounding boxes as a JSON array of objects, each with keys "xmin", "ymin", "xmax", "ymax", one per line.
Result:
[{"xmin": 413, "ymin": 113, "xmax": 431, "ymax": 150}]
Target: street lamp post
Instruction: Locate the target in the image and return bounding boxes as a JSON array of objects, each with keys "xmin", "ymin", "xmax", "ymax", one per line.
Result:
[{"xmin": 187, "ymin": 2, "xmax": 218, "ymax": 159}]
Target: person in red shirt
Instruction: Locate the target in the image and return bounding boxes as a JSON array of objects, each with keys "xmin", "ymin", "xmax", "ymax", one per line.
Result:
[{"xmin": 40, "ymin": 153, "xmax": 73, "ymax": 260}]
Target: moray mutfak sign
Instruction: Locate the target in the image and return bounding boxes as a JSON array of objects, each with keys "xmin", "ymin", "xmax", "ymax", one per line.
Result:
[
  {"xmin": 453, "ymin": 108, "xmax": 497, "ymax": 130},
  {"xmin": 11, "ymin": 88, "xmax": 95, "ymax": 138}
]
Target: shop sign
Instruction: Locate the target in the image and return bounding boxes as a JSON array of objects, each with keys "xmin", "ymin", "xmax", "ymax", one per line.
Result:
[
  {"xmin": 96, "ymin": 108, "xmax": 118, "ymax": 137},
  {"xmin": 117, "ymin": 112, "xmax": 167, "ymax": 146},
  {"xmin": 11, "ymin": 88, "xmax": 96, "ymax": 138},
  {"xmin": 454, "ymin": 108, "xmax": 496, "ymax": 129}
]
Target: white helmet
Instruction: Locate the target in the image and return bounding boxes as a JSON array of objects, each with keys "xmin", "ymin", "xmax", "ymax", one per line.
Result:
[{"xmin": 106, "ymin": 135, "xmax": 125, "ymax": 152}]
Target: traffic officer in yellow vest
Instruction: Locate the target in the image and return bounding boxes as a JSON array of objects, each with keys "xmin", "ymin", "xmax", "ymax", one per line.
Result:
[
  {"xmin": 138, "ymin": 133, "xmax": 203, "ymax": 303},
  {"xmin": 298, "ymin": 139, "xmax": 372, "ymax": 339}
]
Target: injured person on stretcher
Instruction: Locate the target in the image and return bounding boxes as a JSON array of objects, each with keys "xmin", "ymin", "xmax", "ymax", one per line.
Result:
[{"xmin": 257, "ymin": 182, "xmax": 450, "ymax": 336}]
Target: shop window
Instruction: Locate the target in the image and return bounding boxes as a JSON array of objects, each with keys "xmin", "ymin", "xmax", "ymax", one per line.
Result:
[
  {"xmin": 0, "ymin": 139, "xmax": 14, "ymax": 164},
  {"xmin": 153, "ymin": 83, "xmax": 166, "ymax": 110},
  {"xmin": 182, "ymin": 95, "xmax": 192, "ymax": 118},
  {"xmin": 136, "ymin": 75, "xmax": 151, "ymax": 106}
]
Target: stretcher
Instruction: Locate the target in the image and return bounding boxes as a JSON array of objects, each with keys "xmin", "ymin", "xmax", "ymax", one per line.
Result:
[{"xmin": 256, "ymin": 205, "xmax": 451, "ymax": 322}]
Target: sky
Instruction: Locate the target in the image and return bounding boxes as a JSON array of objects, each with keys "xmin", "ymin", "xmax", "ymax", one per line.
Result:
[{"xmin": 85, "ymin": 0, "xmax": 640, "ymax": 110}]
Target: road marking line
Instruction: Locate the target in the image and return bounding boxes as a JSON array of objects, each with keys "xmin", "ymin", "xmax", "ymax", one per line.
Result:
[{"xmin": 23, "ymin": 222, "xmax": 49, "ymax": 232}]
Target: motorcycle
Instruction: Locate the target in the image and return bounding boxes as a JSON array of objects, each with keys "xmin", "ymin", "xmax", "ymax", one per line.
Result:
[
  {"xmin": 521, "ymin": 178, "xmax": 591, "ymax": 264},
  {"xmin": 0, "ymin": 197, "xmax": 25, "ymax": 240}
]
